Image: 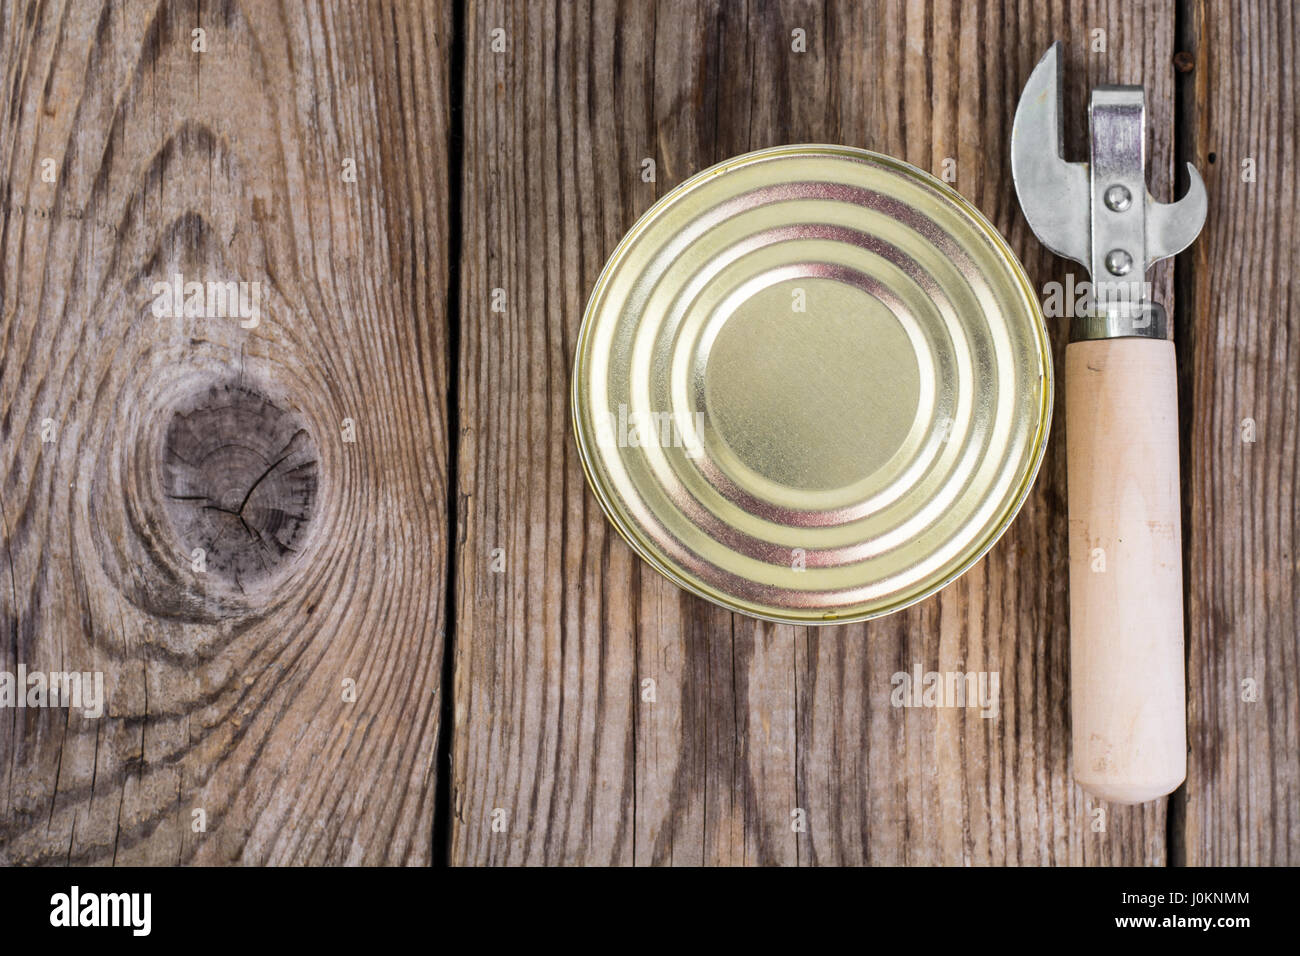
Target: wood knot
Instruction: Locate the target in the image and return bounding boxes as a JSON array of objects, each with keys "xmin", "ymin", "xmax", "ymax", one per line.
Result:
[{"xmin": 161, "ymin": 383, "xmax": 318, "ymax": 586}]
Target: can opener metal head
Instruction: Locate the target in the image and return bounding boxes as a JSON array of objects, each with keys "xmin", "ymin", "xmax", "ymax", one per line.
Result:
[{"xmin": 1011, "ymin": 42, "xmax": 1207, "ymax": 339}]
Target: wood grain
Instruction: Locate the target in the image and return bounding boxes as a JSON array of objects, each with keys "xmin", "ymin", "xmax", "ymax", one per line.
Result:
[
  {"xmin": 452, "ymin": 0, "xmax": 1178, "ymax": 865},
  {"xmin": 4, "ymin": 0, "xmax": 1295, "ymax": 868},
  {"xmin": 1183, "ymin": 0, "xmax": 1300, "ymax": 864},
  {"xmin": 0, "ymin": 0, "xmax": 453, "ymax": 863}
]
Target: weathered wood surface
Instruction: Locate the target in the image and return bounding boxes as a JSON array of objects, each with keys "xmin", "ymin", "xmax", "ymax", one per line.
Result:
[
  {"xmin": 0, "ymin": 0, "xmax": 454, "ymax": 863},
  {"xmin": 2, "ymin": 0, "xmax": 1297, "ymax": 868},
  {"xmin": 451, "ymin": 0, "xmax": 1180, "ymax": 865},
  {"xmin": 1183, "ymin": 0, "xmax": 1300, "ymax": 865}
]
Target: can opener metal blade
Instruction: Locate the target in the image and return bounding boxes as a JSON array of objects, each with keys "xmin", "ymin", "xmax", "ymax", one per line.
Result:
[{"xmin": 1011, "ymin": 43, "xmax": 1207, "ymax": 803}]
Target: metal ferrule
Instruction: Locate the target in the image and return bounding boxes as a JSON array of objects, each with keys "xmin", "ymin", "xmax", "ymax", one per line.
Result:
[{"xmin": 1072, "ymin": 300, "xmax": 1169, "ymax": 341}]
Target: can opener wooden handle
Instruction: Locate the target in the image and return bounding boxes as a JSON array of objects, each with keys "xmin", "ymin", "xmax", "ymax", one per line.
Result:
[{"xmin": 1011, "ymin": 44, "xmax": 1207, "ymax": 803}]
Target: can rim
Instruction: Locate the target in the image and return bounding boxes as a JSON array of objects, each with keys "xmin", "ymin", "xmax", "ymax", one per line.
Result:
[{"xmin": 571, "ymin": 143, "xmax": 1053, "ymax": 625}]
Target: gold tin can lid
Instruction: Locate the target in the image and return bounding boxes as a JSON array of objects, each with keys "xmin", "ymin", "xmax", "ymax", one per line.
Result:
[{"xmin": 572, "ymin": 145, "xmax": 1052, "ymax": 624}]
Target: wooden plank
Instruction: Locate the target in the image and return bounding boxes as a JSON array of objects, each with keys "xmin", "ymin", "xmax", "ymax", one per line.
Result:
[
  {"xmin": 451, "ymin": 0, "xmax": 650, "ymax": 866},
  {"xmin": 453, "ymin": 0, "xmax": 1175, "ymax": 864},
  {"xmin": 0, "ymin": 0, "xmax": 453, "ymax": 864},
  {"xmin": 797, "ymin": 0, "xmax": 1178, "ymax": 867},
  {"xmin": 1183, "ymin": 0, "xmax": 1300, "ymax": 865}
]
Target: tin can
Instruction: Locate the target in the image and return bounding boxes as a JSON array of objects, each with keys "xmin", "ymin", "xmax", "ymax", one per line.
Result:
[{"xmin": 572, "ymin": 145, "xmax": 1052, "ymax": 624}]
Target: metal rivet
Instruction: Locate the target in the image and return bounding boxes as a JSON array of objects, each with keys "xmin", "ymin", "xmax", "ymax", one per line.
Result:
[
  {"xmin": 1105, "ymin": 249, "xmax": 1133, "ymax": 276},
  {"xmin": 1104, "ymin": 184, "xmax": 1132, "ymax": 212}
]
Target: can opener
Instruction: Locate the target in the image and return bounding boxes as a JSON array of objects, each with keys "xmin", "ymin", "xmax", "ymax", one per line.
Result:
[{"xmin": 1011, "ymin": 43, "xmax": 1207, "ymax": 803}]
